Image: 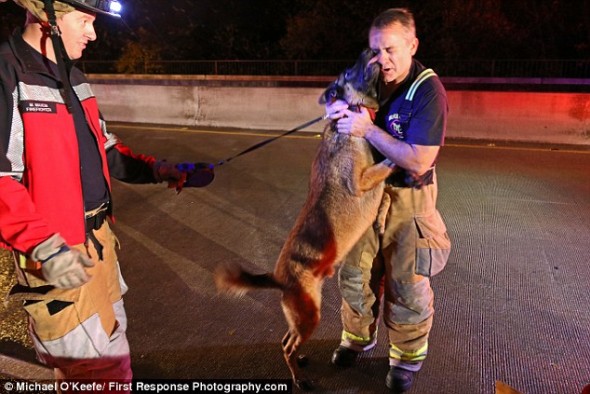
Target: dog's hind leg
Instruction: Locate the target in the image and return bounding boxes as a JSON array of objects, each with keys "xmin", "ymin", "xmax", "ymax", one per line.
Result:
[
  {"xmin": 282, "ymin": 330, "xmax": 314, "ymax": 390},
  {"xmin": 280, "ymin": 288, "xmax": 321, "ymax": 390}
]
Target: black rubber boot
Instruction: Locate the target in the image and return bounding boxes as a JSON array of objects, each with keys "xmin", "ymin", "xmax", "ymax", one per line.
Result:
[
  {"xmin": 331, "ymin": 346, "xmax": 358, "ymax": 367},
  {"xmin": 385, "ymin": 366, "xmax": 415, "ymax": 392}
]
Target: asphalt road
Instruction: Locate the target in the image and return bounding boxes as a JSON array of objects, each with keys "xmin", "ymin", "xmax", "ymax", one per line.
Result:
[{"xmin": 1, "ymin": 123, "xmax": 589, "ymax": 394}]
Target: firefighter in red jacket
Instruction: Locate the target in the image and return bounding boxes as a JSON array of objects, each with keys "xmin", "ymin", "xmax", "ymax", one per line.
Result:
[{"xmin": 0, "ymin": 0, "xmax": 212, "ymax": 385}]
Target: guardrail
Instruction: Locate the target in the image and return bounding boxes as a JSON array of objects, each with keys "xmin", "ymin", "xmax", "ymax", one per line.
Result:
[{"xmin": 78, "ymin": 59, "xmax": 590, "ymax": 79}]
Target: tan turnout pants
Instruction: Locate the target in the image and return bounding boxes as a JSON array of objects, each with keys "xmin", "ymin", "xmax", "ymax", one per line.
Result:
[
  {"xmin": 338, "ymin": 170, "xmax": 451, "ymax": 371},
  {"xmin": 11, "ymin": 219, "xmax": 132, "ymax": 390}
]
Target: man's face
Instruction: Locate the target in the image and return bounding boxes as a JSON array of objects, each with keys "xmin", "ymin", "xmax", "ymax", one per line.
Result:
[
  {"xmin": 56, "ymin": 10, "xmax": 97, "ymax": 60},
  {"xmin": 369, "ymin": 22, "xmax": 418, "ymax": 85}
]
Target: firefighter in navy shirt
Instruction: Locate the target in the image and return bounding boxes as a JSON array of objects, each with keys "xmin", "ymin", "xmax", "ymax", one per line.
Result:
[{"xmin": 326, "ymin": 8, "xmax": 451, "ymax": 393}]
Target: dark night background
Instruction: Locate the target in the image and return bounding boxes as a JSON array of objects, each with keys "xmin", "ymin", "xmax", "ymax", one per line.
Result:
[{"xmin": 1, "ymin": 0, "xmax": 589, "ymax": 67}]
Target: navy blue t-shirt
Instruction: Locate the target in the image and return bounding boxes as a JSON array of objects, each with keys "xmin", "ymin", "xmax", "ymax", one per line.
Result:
[
  {"xmin": 38, "ymin": 53, "xmax": 109, "ymax": 211},
  {"xmin": 374, "ymin": 60, "xmax": 448, "ymax": 147},
  {"xmin": 69, "ymin": 85, "xmax": 110, "ymax": 211}
]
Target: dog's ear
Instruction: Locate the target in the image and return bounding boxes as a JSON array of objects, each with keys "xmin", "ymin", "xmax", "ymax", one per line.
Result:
[
  {"xmin": 318, "ymin": 87, "xmax": 329, "ymax": 104},
  {"xmin": 360, "ymin": 47, "xmax": 376, "ymax": 62},
  {"xmin": 362, "ymin": 47, "xmax": 381, "ymax": 100}
]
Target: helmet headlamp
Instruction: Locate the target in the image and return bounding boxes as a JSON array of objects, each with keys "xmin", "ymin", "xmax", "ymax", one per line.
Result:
[{"xmin": 107, "ymin": 0, "xmax": 121, "ymax": 14}]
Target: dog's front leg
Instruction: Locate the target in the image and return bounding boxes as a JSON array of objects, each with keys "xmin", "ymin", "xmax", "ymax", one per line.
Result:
[{"xmin": 359, "ymin": 159, "xmax": 395, "ymax": 191}]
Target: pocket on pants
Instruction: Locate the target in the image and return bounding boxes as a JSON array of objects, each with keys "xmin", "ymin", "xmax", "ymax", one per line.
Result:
[
  {"xmin": 414, "ymin": 211, "xmax": 451, "ymax": 277},
  {"xmin": 24, "ymin": 299, "xmax": 111, "ymax": 359},
  {"xmin": 24, "ymin": 299, "xmax": 79, "ymax": 342}
]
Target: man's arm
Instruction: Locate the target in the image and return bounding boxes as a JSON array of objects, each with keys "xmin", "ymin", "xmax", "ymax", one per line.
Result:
[
  {"xmin": 101, "ymin": 123, "xmax": 184, "ymax": 186},
  {"xmin": 365, "ymin": 125, "xmax": 439, "ymax": 175},
  {"xmin": 0, "ymin": 176, "xmax": 55, "ymax": 253},
  {"xmin": 105, "ymin": 139, "xmax": 159, "ymax": 184},
  {"xmin": 0, "ymin": 176, "xmax": 94, "ymax": 289},
  {"xmin": 102, "ymin": 123, "xmax": 211, "ymax": 191},
  {"xmin": 333, "ymin": 107, "xmax": 439, "ymax": 175},
  {"xmin": 0, "ymin": 61, "xmax": 55, "ymax": 253}
]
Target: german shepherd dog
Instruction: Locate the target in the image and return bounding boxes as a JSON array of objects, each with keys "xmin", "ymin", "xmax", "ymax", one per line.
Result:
[{"xmin": 215, "ymin": 49, "xmax": 394, "ymax": 390}]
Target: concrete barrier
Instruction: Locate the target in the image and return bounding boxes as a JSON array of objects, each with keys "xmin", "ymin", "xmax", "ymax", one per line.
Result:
[
  {"xmin": 89, "ymin": 75, "xmax": 590, "ymax": 146},
  {"xmin": 446, "ymin": 90, "xmax": 590, "ymax": 146}
]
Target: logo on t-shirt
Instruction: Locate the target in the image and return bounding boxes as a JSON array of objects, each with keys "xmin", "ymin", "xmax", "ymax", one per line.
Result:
[{"xmin": 387, "ymin": 113, "xmax": 406, "ymax": 140}]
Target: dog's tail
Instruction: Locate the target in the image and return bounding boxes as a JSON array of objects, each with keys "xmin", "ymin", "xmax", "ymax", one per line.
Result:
[{"xmin": 214, "ymin": 263, "xmax": 284, "ymax": 297}]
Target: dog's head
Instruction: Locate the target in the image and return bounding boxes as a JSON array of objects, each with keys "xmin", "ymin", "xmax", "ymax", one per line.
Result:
[{"xmin": 319, "ymin": 48, "xmax": 380, "ymax": 110}]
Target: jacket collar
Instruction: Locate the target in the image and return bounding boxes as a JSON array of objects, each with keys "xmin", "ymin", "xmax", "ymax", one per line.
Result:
[{"xmin": 9, "ymin": 27, "xmax": 61, "ymax": 80}]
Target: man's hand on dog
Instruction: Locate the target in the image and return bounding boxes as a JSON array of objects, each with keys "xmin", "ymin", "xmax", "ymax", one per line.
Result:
[
  {"xmin": 325, "ymin": 99, "xmax": 349, "ymax": 120},
  {"xmin": 326, "ymin": 99, "xmax": 374, "ymax": 138}
]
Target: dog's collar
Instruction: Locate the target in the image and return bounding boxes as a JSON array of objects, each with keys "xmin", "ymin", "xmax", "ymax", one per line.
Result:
[{"xmin": 349, "ymin": 104, "xmax": 377, "ymax": 121}]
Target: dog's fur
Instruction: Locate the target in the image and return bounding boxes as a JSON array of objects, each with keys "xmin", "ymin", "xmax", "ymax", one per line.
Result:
[
  {"xmin": 495, "ymin": 381, "xmax": 523, "ymax": 394},
  {"xmin": 215, "ymin": 49, "xmax": 393, "ymax": 390}
]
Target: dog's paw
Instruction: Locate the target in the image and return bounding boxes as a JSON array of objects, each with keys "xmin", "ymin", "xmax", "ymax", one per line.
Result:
[
  {"xmin": 373, "ymin": 220, "xmax": 385, "ymax": 235},
  {"xmin": 295, "ymin": 377, "xmax": 315, "ymax": 391},
  {"xmin": 297, "ymin": 354, "xmax": 310, "ymax": 368}
]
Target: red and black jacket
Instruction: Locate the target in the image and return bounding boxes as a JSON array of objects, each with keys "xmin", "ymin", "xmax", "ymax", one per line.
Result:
[{"xmin": 0, "ymin": 29, "xmax": 158, "ymax": 254}]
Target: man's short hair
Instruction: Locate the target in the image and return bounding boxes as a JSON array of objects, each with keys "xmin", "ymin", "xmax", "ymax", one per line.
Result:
[{"xmin": 371, "ymin": 8, "xmax": 416, "ymax": 36}]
